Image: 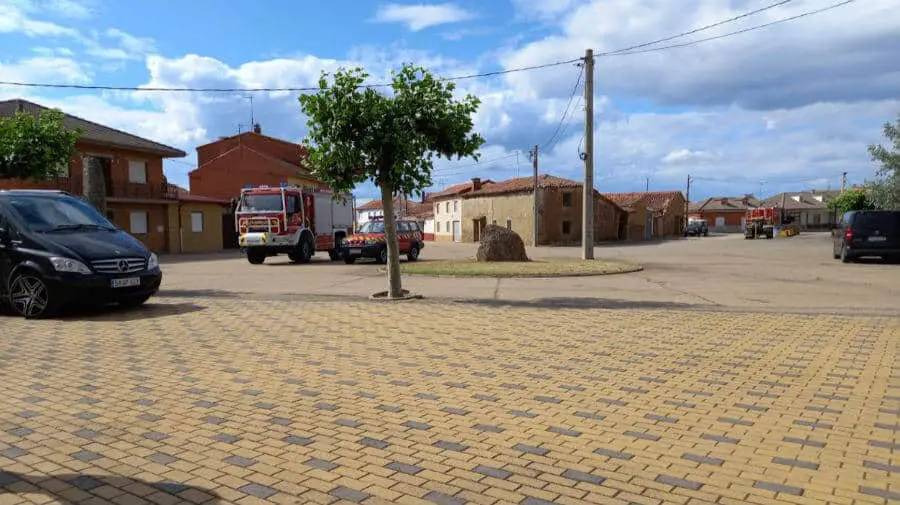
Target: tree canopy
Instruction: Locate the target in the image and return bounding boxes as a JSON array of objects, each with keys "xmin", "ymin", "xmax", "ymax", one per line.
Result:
[
  {"xmin": 0, "ymin": 109, "xmax": 80, "ymax": 180},
  {"xmin": 827, "ymin": 188, "xmax": 871, "ymax": 215},
  {"xmin": 299, "ymin": 64, "xmax": 484, "ymax": 298},
  {"xmin": 867, "ymin": 113, "xmax": 900, "ymax": 209}
]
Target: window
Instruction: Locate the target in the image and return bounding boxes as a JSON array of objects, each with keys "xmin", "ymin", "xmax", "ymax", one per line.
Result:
[
  {"xmin": 435, "ymin": 204, "xmax": 439, "ymax": 215},
  {"xmin": 191, "ymin": 212, "xmax": 204, "ymax": 232},
  {"xmin": 445, "ymin": 202, "xmax": 450, "ymax": 213},
  {"xmin": 128, "ymin": 160, "xmax": 147, "ymax": 184},
  {"xmin": 446, "ymin": 221, "xmax": 450, "ymax": 233},
  {"xmin": 436, "ymin": 222, "xmax": 440, "ymax": 233},
  {"xmin": 130, "ymin": 211, "xmax": 148, "ymax": 234},
  {"xmin": 562, "ymin": 220, "xmax": 572, "ymax": 235},
  {"xmin": 454, "ymin": 200, "xmax": 458, "ymax": 212},
  {"xmin": 562, "ymin": 192, "xmax": 573, "ymax": 207},
  {"xmin": 506, "ymin": 219, "xmax": 511, "ymax": 230},
  {"xmin": 397, "ymin": 221, "xmax": 409, "ymax": 232}
]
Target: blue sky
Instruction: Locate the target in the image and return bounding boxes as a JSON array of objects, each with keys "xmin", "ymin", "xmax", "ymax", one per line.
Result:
[{"xmin": 2, "ymin": 0, "xmax": 899, "ymax": 203}]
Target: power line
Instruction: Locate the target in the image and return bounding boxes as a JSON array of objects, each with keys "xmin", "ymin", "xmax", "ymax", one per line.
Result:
[
  {"xmin": 597, "ymin": 0, "xmax": 793, "ymax": 56},
  {"xmin": 0, "ymin": 1, "xmax": 848, "ymax": 94},
  {"xmin": 541, "ymin": 64, "xmax": 584, "ymax": 152},
  {"xmin": 604, "ymin": 0, "xmax": 854, "ymax": 56}
]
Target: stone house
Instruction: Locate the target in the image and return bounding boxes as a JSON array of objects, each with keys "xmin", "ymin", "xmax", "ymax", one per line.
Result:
[
  {"xmin": 689, "ymin": 195, "xmax": 760, "ymax": 233},
  {"xmin": 604, "ymin": 191, "xmax": 687, "ymax": 239},
  {"xmin": 460, "ymin": 174, "xmax": 625, "ymax": 246},
  {"xmin": 355, "ymin": 195, "xmax": 431, "ymax": 228},
  {"xmin": 430, "ymin": 178, "xmax": 494, "ymax": 242},
  {"xmin": 0, "ymin": 98, "xmax": 211, "ymax": 253},
  {"xmin": 758, "ymin": 190, "xmax": 840, "ymax": 230}
]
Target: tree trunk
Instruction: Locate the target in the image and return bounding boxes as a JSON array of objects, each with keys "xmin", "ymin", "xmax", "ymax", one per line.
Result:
[
  {"xmin": 379, "ymin": 180, "xmax": 404, "ymax": 298},
  {"xmin": 83, "ymin": 156, "xmax": 107, "ymax": 214}
]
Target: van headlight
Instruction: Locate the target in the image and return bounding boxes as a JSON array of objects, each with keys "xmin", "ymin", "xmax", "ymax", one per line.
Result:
[
  {"xmin": 49, "ymin": 257, "xmax": 91, "ymax": 275},
  {"xmin": 147, "ymin": 253, "xmax": 159, "ymax": 270}
]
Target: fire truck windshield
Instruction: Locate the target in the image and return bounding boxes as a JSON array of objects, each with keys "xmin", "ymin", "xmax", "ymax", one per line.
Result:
[
  {"xmin": 240, "ymin": 194, "xmax": 283, "ymax": 212},
  {"xmin": 358, "ymin": 221, "xmax": 385, "ymax": 233}
]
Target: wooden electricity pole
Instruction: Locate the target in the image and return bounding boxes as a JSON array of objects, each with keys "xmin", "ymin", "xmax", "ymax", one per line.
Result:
[
  {"xmin": 531, "ymin": 144, "xmax": 539, "ymax": 247},
  {"xmin": 582, "ymin": 49, "xmax": 594, "ymax": 260},
  {"xmin": 841, "ymin": 171, "xmax": 847, "ymax": 193},
  {"xmin": 685, "ymin": 174, "xmax": 692, "ymax": 230}
]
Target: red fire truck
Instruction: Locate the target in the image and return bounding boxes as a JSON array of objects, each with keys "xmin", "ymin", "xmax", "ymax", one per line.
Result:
[{"xmin": 236, "ymin": 184, "xmax": 353, "ymax": 265}]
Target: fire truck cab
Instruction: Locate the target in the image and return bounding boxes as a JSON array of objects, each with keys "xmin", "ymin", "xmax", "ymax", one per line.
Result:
[{"xmin": 236, "ymin": 184, "xmax": 353, "ymax": 265}]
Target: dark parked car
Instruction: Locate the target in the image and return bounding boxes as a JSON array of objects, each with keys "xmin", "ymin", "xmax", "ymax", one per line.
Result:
[
  {"xmin": 685, "ymin": 220, "xmax": 709, "ymax": 237},
  {"xmin": 0, "ymin": 190, "xmax": 162, "ymax": 318},
  {"xmin": 833, "ymin": 210, "xmax": 900, "ymax": 263}
]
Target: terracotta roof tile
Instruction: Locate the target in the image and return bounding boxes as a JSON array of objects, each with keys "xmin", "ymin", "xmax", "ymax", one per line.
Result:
[
  {"xmin": 462, "ymin": 175, "xmax": 582, "ymax": 198},
  {"xmin": 430, "ymin": 179, "xmax": 495, "ymax": 200},
  {"xmin": 173, "ymin": 186, "xmax": 230, "ymax": 205},
  {"xmin": 602, "ymin": 191, "xmax": 684, "ymax": 214}
]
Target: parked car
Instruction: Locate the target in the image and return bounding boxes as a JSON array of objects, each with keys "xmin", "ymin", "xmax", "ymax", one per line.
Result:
[
  {"xmin": 685, "ymin": 220, "xmax": 709, "ymax": 237},
  {"xmin": 340, "ymin": 218, "xmax": 424, "ymax": 264},
  {"xmin": 833, "ymin": 210, "xmax": 900, "ymax": 263},
  {"xmin": 0, "ymin": 190, "xmax": 162, "ymax": 318}
]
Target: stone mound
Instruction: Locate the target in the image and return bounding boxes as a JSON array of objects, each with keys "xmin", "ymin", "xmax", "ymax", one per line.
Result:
[{"xmin": 476, "ymin": 225, "xmax": 529, "ymax": 262}]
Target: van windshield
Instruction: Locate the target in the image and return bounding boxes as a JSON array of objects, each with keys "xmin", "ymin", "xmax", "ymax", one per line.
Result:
[
  {"xmin": 8, "ymin": 195, "xmax": 115, "ymax": 233},
  {"xmin": 240, "ymin": 194, "xmax": 283, "ymax": 212}
]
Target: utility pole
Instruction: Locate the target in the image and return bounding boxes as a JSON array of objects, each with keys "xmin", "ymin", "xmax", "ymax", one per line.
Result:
[
  {"xmin": 645, "ymin": 177, "xmax": 650, "ymax": 192},
  {"xmin": 685, "ymin": 174, "xmax": 692, "ymax": 230},
  {"xmin": 841, "ymin": 172, "xmax": 847, "ymax": 193},
  {"xmin": 582, "ymin": 49, "xmax": 594, "ymax": 260},
  {"xmin": 530, "ymin": 144, "xmax": 539, "ymax": 247}
]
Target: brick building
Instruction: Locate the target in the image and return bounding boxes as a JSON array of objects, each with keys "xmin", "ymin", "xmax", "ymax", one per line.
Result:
[
  {"xmin": 188, "ymin": 125, "xmax": 325, "ymax": 200},
  {"xmin": 460, "ymin": 175, "xmax": 625, "ymax": 246},
  {"xmin": 689, "ymin": 195, "xmax": 760, "ymax": 233},
  {"xmin": 0, "ymin": 99, "xmax": 192, "ymax": 252}
]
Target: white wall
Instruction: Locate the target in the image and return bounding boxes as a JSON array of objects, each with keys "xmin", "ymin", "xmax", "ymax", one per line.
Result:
[
  {"xmin": 423, "ymin": 218, "xmax": 434, "ymax": 234},
  {"xmin": 433, "ymin": 198, "xmax": 462, "ymax": 239}
]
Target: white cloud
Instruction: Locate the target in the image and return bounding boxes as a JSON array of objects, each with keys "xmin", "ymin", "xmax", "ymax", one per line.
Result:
[
  {"xmin": 373, "ymin": 2, "xmax": 475, "ymax": 31},
  {"xmin": 7, "ymin": 0, "xmax": 95, "ymax": 19},
  {"xmin": 662, "ymin": 148, "xmax": 715, "ymax": 164},
  {"xmin": 0, "ymin": 56, "xmax": 89, "ymax": 84},
  {"xmin": 0, "ymin": 2, "xmax": 80, "ymax": 37}
]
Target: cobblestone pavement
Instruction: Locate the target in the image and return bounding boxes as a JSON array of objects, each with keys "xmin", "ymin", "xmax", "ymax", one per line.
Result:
[{"xmin": 1, "ymin": 297, "xmax": 899, "ymax": 505}]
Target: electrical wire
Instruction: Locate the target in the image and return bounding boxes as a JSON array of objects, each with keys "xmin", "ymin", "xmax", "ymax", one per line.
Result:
[
  {"xmin": 540, "ymin": 64, "xmax": 584, "ymax": 152},
  {"xmin": 596, "ymin": 0, "xmax": 793, "ymax": 56},
  {"xmin": 0, "ymin": 1, "xmax": 849, "ymax": 93},
  {"xmin": 604, "ymin": 0, "xmax": 853, "ymax": 56}
]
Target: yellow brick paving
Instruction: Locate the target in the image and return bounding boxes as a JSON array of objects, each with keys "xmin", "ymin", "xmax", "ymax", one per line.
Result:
[{"xmin": 1, "ymin": 298, "xmax": 898, "ymax": 505}]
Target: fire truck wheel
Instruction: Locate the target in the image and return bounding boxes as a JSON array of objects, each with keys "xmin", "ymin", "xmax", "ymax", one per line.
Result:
[
  {"xmin": 290, "ymin": 237, "xmax": 313, "ymax": 264},
  {"xmin": 343, "ymin": 256, "xmax": 356, "ymax": 264},
  {"xmin": 247, "ymin": 250, "xmax": 266, "ymax": 265}
]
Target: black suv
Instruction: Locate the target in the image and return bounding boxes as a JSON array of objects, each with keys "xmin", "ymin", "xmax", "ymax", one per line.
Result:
[
  {"xmin": 685, "ymin": 220, "xmax": 709, "ymax": 237},
  {"xmin": 833, "ymin": 210, "xmax": 900, "ymax": 263},
  {"xmin": 0, "ymin": 190, "xmax": 162, "ymax": 318}
]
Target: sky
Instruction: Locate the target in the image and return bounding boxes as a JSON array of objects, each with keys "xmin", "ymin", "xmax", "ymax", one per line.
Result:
[{"xmin": 1, "ymin": 0, "xmax": 898, "ymax": 203}]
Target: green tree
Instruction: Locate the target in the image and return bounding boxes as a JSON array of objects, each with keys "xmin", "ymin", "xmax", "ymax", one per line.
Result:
[
  {"xmin": 0, "ymin": 109, "xmax": 80, "ymax": 180},
  {"xmin": 299, "ymin": 64, "xmax": 484, "ymax": 298},
  {"xmin": 827, "ymin": 188, "xmax": 871, "ymax": 214},
  {"xmin": 867, "ymin": 113, "xmax": 900, "ymax": 209}
]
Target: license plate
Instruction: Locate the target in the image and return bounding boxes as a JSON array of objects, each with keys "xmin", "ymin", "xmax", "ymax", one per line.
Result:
[
  {"xmin": 869, "ymin": 236, "xmax": 887, "ymax": 242},
  {"xmin": 349, "ymin": 248, "xmax": 362, "ymax": 255},
  {"xmin": 244, "ymin": 235, "xmax": 263, "ymax": 244},
  {"xmin": 111, "ymin": 277, "xmax": 140, "ymax": 288}
]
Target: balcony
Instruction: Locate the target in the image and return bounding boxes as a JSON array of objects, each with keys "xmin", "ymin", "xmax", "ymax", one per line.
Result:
[{"xmin": 2, "ymin": 177, "xmax": 178, "ymax": 200}]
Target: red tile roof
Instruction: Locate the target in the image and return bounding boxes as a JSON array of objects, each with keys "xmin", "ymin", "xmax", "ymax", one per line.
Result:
[
  {"xmin": 429, "ymin": 179, "xmax": 495, "ymax": 200},
  {"xmin": 462, "ymin": 175, "xmax": 582, "ymax": 198},
  {"xmin": 602, "ymin": 191, "xmax": 684, "ymax": 214},
  {"xmin": 357, "ymin": 196, "xmax": 431, "ymax": 216}
]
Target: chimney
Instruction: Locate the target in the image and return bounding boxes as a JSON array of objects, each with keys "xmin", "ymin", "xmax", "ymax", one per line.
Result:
[
  {"xmin": 472, "ymin": 177, "xmax": 482, "ymax": 191},
  {"xmin": 253, "ymin": 123, "xmax": 261, "ymax": 134},
  {"xmin": 720, "ymin": 197, "xmax": 728, "ymax": 205}
]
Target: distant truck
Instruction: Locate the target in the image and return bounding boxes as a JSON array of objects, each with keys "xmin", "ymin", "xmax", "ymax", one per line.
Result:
[
  {"xmin": 236, "ymin": 184, "xmax": 353, "ymax": 264},
  {"xmin": 744, "ymin": 207, "xmax": 794, "ymax": 239}
]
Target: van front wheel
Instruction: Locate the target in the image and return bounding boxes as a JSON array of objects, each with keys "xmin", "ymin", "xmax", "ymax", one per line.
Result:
[{"xmin": 8, "ymin": 271, "xmax": 54, "ymax": 319}]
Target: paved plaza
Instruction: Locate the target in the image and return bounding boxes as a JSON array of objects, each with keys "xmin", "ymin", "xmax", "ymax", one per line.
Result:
[{"xmin": 2, "ymin": 234, "xmax": 899, "ymax": 505}]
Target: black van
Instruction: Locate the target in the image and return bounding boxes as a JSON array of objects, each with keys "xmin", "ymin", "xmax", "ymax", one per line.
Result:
[
  {"xmin": 0, "ymin": 190, "xmax": 162, "ymax": 318},
  {"xmin": 833, "ymin": 210, "xmax": 900, "ymax": 263}
]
